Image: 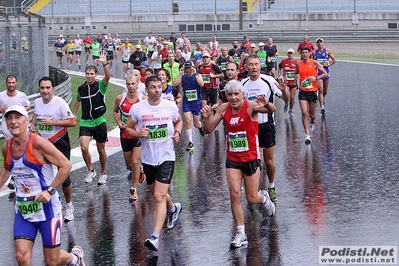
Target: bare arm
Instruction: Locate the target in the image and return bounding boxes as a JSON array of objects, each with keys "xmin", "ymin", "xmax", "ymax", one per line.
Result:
[
  {"xmin": 327, "ymin": 48, "xmax": 336, "ymax": 66},
  {"xmin": 72, "ymin": 99, "xmax": 81, "ymax": 118},
  {"xmin": 0, "ymin": 144, "xmax": 11, "ymax": 189},
  {"xmin": 113, "ymin": 94, "xmax": 125, "ymax": 129},
  {"xmin": 97, "ymin": 52, "xmax": 111, "ymax": 86},
  {"xmin": 200, "ymin": 103, "xmax": 226, "ymax": 134},
  {"xmin": 315, "ymin": 61, "xmax": 328, "ymax": 80},
  {"xmin": 172, "ymin": 114, "xmax": 183, "ymax": 143}
]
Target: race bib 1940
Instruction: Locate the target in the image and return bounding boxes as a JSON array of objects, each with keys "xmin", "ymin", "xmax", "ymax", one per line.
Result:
[{"xmin": 16, "ymin": 197, "xmax": 43, "ymax": 220}]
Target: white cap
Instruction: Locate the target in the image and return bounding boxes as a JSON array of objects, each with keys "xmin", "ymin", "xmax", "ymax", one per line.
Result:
[
  {"xmin": 316, "ymin": 38, "xmax": 324, "ymax": 42},
  {"xmin": 4, "ymin": 105, "xmax": 29, "ymax": 118},
  {"xmin": 202, "ymin": 52, "xmax": 210, "ymax": 57},
  {"xmin": 250, "ymin": 43, "xmax": 256, "ymax": 48},
  {"xmin": 258, "ymin": 42, "xmax": 265, "ymax": 46},
  {"xmin": 59, "ymin": 34, "xmax": 63, "ymax": 37},
  {"xmin": 287, "ymin": 48, "xmax": 295, "ymax": 54}
]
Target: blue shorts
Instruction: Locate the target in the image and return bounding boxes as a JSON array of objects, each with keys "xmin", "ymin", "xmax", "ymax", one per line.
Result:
[
  {"xmin": 318, "ymin": 68, "xmax": 330, "ymax": 81},
  {"xmin": 182, "ymin": 103, "xmax": 201, "ymax": 116},
  {"xmin": 14, "ymin": 210, "xmax": 62, "ymax": 248}
]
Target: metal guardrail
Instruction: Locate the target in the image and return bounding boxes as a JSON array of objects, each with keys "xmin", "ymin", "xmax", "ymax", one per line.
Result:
[
  {"xmin": 0, "ymin": 66, "xmax": 72, "ymax": 139},
  {"xmin": 48, "ymin": 29, "xmax": 399, "ymax": 47}
]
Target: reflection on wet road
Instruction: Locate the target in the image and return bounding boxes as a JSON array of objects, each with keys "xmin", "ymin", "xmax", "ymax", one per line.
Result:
[{"xmin": 0, "ymin": 59, "xmax": 398, "ymax": 265}]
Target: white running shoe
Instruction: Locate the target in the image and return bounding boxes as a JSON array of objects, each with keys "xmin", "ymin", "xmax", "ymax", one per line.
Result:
[
  {"xmin": 71, "ymin": 245, "xmax": 85, "ymax": 266},
  {"xmin": 230, "ymin": 232, "xmax": 248, "ymax": 248},
  {"xmin": 167, "ymin": 203, "xmax": 183, "ymax": 229},
  {"xmin": 260, "ymin": 190, "xmax": 276, "ymax": 217},
  {"xmin": 97, "ymin": 173, "xmax": 108, "ymax": 185},
  {"xmin": 305, "ymin": 134, "xmax": 311, "ymax": 145},
  {"xmin": 85, "ymin": 170, "xmax": 96, "ymax": 183},
  {"xmin": 64, "ymin": 204, "xmax": 75, "ymax": 221}
]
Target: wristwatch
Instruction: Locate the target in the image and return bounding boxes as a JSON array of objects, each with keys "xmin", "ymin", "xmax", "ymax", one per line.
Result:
[{"xmin": 47, "ymin": 186, "xmax": 56, "ymax": 195}]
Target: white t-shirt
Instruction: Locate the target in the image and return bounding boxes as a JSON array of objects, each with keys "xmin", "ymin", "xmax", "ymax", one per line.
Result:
[
  {"xmin": 33, "ymin": 96, "xmax": 75, "ymax": 143},
  {"xmin": 74, "ymin": 38, "xmax": 83, "ymax": 51},
  {"xmin": 130, "ymin": 99, "xmax": 179, "ymax": 165},
  {"xmin": 241, "ymin": 74, "xmax": 282, "ymax": 124},
  {"xmin": 144, "ymin": 36, "xmax": 156, "ymax": 52},
  {"xmin": 0, "ymin": 90, "xmax": 30, "ymax": 140},
  {"xmin": 151, "ymin": 51, "xmax": 162, "ymax": 69}
]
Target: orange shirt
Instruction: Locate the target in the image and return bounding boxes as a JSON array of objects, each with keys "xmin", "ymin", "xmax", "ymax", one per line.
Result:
[{"xmin": 298, "ymin": 59, "xmax": 318, "ymax": 92}]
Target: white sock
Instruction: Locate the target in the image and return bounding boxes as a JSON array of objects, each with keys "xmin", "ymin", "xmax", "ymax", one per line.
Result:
[
  {"xmin": 269, "ymin": 182, "xmax": 275, "ymax": 188},
  {"xmin": 237, "ymin": 225, "xmax": 245, "ymax": 235},
  {"xmin": 66, "ymin": 202, "xmax": 73, "ymax": 207},
  {"xmin": 186, "ymin": 129, "xmax": 193, "ymax": 143}
]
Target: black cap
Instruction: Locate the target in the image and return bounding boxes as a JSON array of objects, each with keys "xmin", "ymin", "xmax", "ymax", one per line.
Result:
[{"xmin": 184, "ymin": 60, "xmax": 194, "ymax": 68}]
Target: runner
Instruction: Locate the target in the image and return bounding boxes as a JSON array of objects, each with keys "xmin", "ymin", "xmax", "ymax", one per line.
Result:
[
  {"xmin": 295, "ymin": 47, "xmax": 328, "ymax": 144},
  {"xmin": 90, "ymin": 38, "xmax": 101, "ymax": 67},
  {"xmin": 0, "ymin": 105, "xmax": 85, "ymax": 266},
  {"xmin": 125, "ymin": 76, "xmax": 183, "ymax": 252},
  {"xmin": 54, "ymin": 37, "xmax": 65, "ymax": 69},
  {"xmin": 172, "ymin": 60, "xmax": 205, "ymax": 151},
  {"xmin": 120, "ymin": 38, "xmax": 134, "ymax": 78},
  {"xmin": 157, "ymin": 68, "xmax": 182, "ymax": 104},
  {"xmin": 30, "ymin": 76, "xmax": 76, "ymax": 221},
  {"xmin": 241, "ymin": 55, "xmax": 288, "ymax": 203},
  {"xmin": 0, "ymin": 75, "xmax": 31, "ymax": 190},
  {"xmin": 314, "ymin": 38, "xmax": 336, "ymax": 115},
  {"xmin": 72, "ymin": 52, "xmax": 111, "ymax": 184},
  {"xmin": 278, "ymin": 48, "xmax": 298, "ymax": 117},
  {"xmin": 197, "ymin": 52, "xmax": 224, "ymax": 108},
  {"xmin": 83, "ymin": 34, "xmax": 93, "ymax": 65},
  {"xmin": 113, "ymin": 74, "xmax": 146, "ymax": 202},
  {"xmin": 103, "ymin": 37, "xmax": 116, "ymax": 71},
  {"xmin": 264, "ymin": 37, "xmax": 278, "ymax": 77},
  {"xmin": 113, "ymin": 34, "xmax": 122, "ymax": 62},
  {"xmin": 74, "ymin": 34, "xmax": 83, "ymax": 70},
  {"xmin": 64, "ymin": 38, "xmax": 76, "ymax": 70},
  {"xmin": 200, "ymin": 80, "xmax": 276, "ymax": 249}
]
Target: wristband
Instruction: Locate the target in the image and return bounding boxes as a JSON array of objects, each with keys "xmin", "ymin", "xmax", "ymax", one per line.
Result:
[
  {"xmin": 264, "ymin": 103, "xmax": 270, "ymax": 108},
  {"xmin": 102, "ymin": 63, "xmax": 109, "ymax": 66}
]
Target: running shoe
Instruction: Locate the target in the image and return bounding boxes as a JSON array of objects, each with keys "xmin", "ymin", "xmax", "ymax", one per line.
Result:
[
  {"xmin": 139, "ymin": 166, "xmax": 146, "ymax": 183},
  {"xmin": 186, "ymin": 142, "xmax": 194, "ymax": 152},
  {"xmin": 71, "ymin": 245, "xmax": 85, "ymax": 266},
  {"xmin": 64, "ymin": 204, "xmax": 75, "ymax": 221},
  {"xmin": 268, "ymin": 187, "xmax": 277, "ymax": 203},
  {"xmin": 97, "ymin": 173, "xmax": 107, "ymax": 185},
  {"xmin": 129, "ymin": 187, "xmax": 138, "ymax": 203},
  {"xmin": 198, "ymin": 126, "xmax": 205, "ymax": 137},
  {"xmin": 321, "ymin": 108, "xmax": 326, "ymax": 115},
  {"xmin": 144, "ymin": 233, "xmax": 159, "ymax": 251},
  {"xmin": 309, "ymin": 121, "xmax": 315, "ymax": 133},
  {"xmin": 78, "ymin": 64, "xmax": 81, "ymax": 70},
  {"xmin": 305, "ymin": 134, "xmax": 311, "ymax": 145},
  {"xmin": 260, "ymin": 190, "xmax": 276, "ymax": 217},
  {"xmin": 167, "ymin": 203, "xmax": 183, "ymax": 230},
  {"xmin": 85, "ymin": 170, "xmax": 96, "ymax": 183},
  {"xmin": 230, "ymin": 232, "xmax": 248, "ymax": 248},
  {"xmin": 283, "ymin": 103, "xmax": 289, "ymax": 113},
  {"xmin": 7, "ymin": 176, "xmax": 15, "ymax": 190},
  {"xmin": 289, "ymin": 110, "xmax": 294, "ymax": 118},
  {"xmin": 68, "ymin": 64, "xmax": 71, "ymax": 70}
]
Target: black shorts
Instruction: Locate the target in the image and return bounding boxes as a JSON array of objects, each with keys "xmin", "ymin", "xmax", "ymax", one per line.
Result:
[
  {"xmin": 68, "ymin": 52, "xmax": 74, "ymax": 55},
  {"xmin": 226, "ymin": 159, "xmax": 261, "ymax": 176},
  {"xmin": 53, "ymin": 133, "xmax": 72, "ymax": 187},
  {"xmin": 92, "ymin": 55, "xmax": 100, "ymax": 61},
  {"xmin": 258, "ymin": 122, "xmax": 276, "ymax": 149},
  {"xmin": 56, "ymin": 52, "xmax": 63, "ymax": 58},
  {"xmin": 287, "ymin": 84, "xmax": 297, "ymax": 89},
  {"xmin": 75, "ymin": 51, "xmax": 82, "ymax": 55},
  {"xmin": 106, "ymin": 54, "xmax": 114, "ymax": 61},
  {"xmin": 298, "ymin": 90, "xmax": 318, "ymax": 103},
  {"xmin": 122, "ymin": 59, "xmax": 130, "ymax": 64},
  {"xmin": 201, "ymin": 88, "xmax": 218, "ymax": 105},
  {"xmin": 143, "ymin": 161, "xmax": 174, "ymax": 185},
  {"xmin": 85, "ymin": 47, "xmax": 91, "ymax": 53},
  {"xmin": 120, "ymin": 137, "xmax": 141, "ymax": 152},
  {"xmin": 79, "ymin": 122, "xmax": 108, "ymax": 143},
  {"xmin": 148, "ymin": 51, "xmax": 154, "ymax": 57}
]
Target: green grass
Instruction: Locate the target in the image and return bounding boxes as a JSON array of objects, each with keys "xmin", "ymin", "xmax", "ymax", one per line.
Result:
[
  {"xmin": 0, "ymin": 74, "xmax": 123, "ymax": 166},
  {"xmin": 335, "ymin": 53, "xmax": 399, "ymax": 65}
]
